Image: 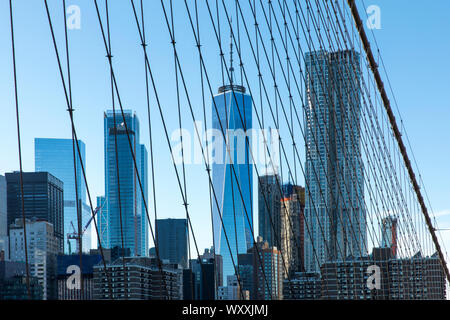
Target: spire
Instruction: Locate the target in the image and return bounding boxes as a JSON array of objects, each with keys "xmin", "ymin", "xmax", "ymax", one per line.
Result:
[{"xmin": 229, "ymin": 18, "xmax": 234, "ymax": 85}]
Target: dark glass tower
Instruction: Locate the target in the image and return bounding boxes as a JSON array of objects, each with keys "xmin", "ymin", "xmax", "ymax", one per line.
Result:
[
  {"xmin": 6, "ymin": 172, "xmax": 64, "ymax": 252},
  {"xmin": 156, "ymin": 218, "xmax": 189, "ymax": 268}
]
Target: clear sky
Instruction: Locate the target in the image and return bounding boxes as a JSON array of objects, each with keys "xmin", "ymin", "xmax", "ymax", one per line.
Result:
[{"xmin": 0, "ymin": 0, "xmax": 449, "ymax": 257}]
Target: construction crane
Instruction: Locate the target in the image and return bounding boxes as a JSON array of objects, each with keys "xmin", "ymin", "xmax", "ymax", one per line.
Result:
[{"xmin": 67, "ymin": 205, "xmax": 103, "ymax": 254}]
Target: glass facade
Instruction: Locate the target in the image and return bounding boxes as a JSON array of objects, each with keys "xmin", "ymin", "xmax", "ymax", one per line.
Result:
[
  {"xmin": 6, "ymin": 172, "xmax": 64, "ymax": 253},
  {"xmin": 211, "ymin": 85, "xmax": 253, "ymax": 285},
  {"xmin": 104, "ymin": 110, "xmax": 148, "ymax": 257},
  {"xmin": 156, "ymin": 218, "xmax": 188, "ymax": 268},
  {"xmin": 35, "ymin": 138, "xmax": 90, "ymax": 253},
  {"xmin": 304, "ymin": 50, "xmax": 366, "ymax": 273}
]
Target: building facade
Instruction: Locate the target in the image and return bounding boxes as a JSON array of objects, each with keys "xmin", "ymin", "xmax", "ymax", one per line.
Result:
[
  {"xmin": 156, "ymin": 218, "xmax": 189, "ymax": 269},
  {"xmin": 9, "ymin": 219, "xmax": 58, "ymax": 300},
  {"xmin": 35, "ymin": 138, "xmax": 90, "ymax": 253},
  {"xmin": 212, "ymin": 81, "xmax": 253, "ymax": 286},
  {"xmin": 93, "ymin": 257, "xmax": 182, "ymax": 300},
  {"xmin": 283, "ymin": 272, "xmax": 321, "ymax": 300},
  {"xmin": 320, "ymin": 248, "xmax": 446, "ymax": 300},
  {"xmin": 252, "ymin": 237, "xmax": 283, "ymax": 300},
  {"xmin": 381, "ymin": 216, "xmax": 398, "ymax": 258},
  {"xmin": 304, "ymin": 50, "xmax": 366, "ymax": 273},
  {"xmin": 104, "ymin": 110, "xmax": 149, "ymax": 257},
  {"xmin": 6, "ymin": 171, "xmax": 64, "ymax": 253},
  {"xmin": 0, "ymin": 260, "xmax": 42, "ymax": 300},
  {"xmin": 258, "ymin": 174, "xmax": 281, "ymax": 249},
  {"xmin": 57, "ymin": 253, "xmax": 103, "ymax": 300},
  {"xmin": 0, "ymin": 175, "xmax": 8, "ymax": 260}
]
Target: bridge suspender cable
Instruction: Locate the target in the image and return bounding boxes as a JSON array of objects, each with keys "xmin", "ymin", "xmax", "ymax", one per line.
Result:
[{"xmin": 346, "ymin": 0, "xmax": 450, "ymax": 284}]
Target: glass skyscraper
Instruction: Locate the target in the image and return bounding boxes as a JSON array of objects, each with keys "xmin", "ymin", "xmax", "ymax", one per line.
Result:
[
  {"xmin": 304, "ymin": 50, "xmax": 366, "ymax": 273},
  {"xmin": 211, "ymin": 81, "xmax": 253, "ymax": 285},
  {"xmin": 156, "ymin": 218, "xmax": 189, "ymax": 268},
  {"xmin": 104, "ymin": 110, "xmax": 148, "ymax": 257},
  {"xmin": 35, "ymin": 138, "xmax": 90, "ymax": 253}
]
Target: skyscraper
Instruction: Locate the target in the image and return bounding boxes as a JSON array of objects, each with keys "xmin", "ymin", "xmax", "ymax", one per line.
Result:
[
  {"xmin": 211, "ymin": 52, "xmax": 253, "ymax": 285},
  {"xmin": 156, "ymin": 218, "xmax": 189, "ymax": 268},
  {"xmin": 104, "ymin": 110, "xmax": 148, "ymax": 257},
  {"xmin": 35, "ymin": 138, "xmax": 90, "ymax": 253},
  {"xmin": 252, "ymin": 236, "xmax": 283, "ymax": 300},
  {"xmin": 381, "ymin": 216, "xmax": 398, "ymax": 258},
  {"xmin": 6, "ymin": 172, "xmax": 64, "ymax": 253},
  {"xmin": 280, "ymin": 184, "xmax": 306, "ymax": 276},
  {"xmin": 258, "ymin": 174, "xmax": 281, "ymax": 248},
  {"xmin": 304, "ymin": 50, "xmax": 366, "ymax": 273}
]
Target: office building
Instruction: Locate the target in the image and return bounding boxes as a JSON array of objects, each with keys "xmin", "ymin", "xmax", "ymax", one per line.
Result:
[
  {"xmin": 0, "ymin": 175, "xmax": 8, "ymax": 260},
  {"xmin": 258, "ymin": 174, "xmax": 281, "ymax": 249},
  {"xmin": 104, "ymin": 110, "xmax": 149, "ymax": 257},
  {"xmin": 6, "ymin": 172, "xmax": 64, "ymax": 253},
  {"xmin": 9, "ymin": 219, "xmax": 58, "ymax": 300},
  {"xmin": 189, "ymin": 248, "xmax": 222, "ymax": 300},
  {"xmin": 304, "ymin": 50, "xmax": 366, "ymax": 273},
  {"xmin": 211, "ymin": 49, "xmax": 253, "ymax": 285},
  {"xmin": 0, "ymin": 261, "xmax": 42, "ymax": 300},
  {"xmin": 93, "ymin": 256, "xmax": 182, "ymax": 300},
  {"xmin": 35, "ymin": 138, "xmax": 90, "ymax": 253},
  {"xmin": 56, "ymin": 253, "xmax": 103, "ymax": 300},
  {"xmin": 237, "ymin": 252, "xmax": 254, "ymax": 299},
  {"xmin": 156, "ymin": 218, "xmax": 189, "ymax": 268}
]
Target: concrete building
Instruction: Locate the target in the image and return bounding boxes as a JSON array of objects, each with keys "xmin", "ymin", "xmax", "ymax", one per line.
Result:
[
  {"xmin": 93, "ymin": 256, "xmax": 182, "ymax": 300},
  {"xmin": 283, "ymin": 272, "xmax": 321, "ymax": 300}
]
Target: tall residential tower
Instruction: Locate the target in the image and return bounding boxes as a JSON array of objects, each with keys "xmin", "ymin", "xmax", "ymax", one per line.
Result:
[{"xmin": 304, "ymin": 50, "xmax": 366, "ymax": 273}]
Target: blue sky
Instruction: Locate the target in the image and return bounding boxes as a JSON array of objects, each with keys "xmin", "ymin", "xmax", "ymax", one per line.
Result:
[{"xmin": 0, "ymin": 0, "xmax": 449, "ymax": 256}]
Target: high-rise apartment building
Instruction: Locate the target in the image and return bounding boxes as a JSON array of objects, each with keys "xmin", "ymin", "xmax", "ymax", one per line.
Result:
[
  {"xmin": 304, "ymin": 50, "xmax": 366, "ymax": 273},
  {"xmin": 104, "ymin": 110, "xmax": 149, "ymax": 257},
  {"xmin": 6, "ymin": 172, "xmax": 64, "ymax": 252},
  {"xmin": 35, "ymin": 138, "xmax": 90, "ymax": 253},
  {"xmin": 253, "ymin": 237, "xmax": 283, "ymax": 300}
]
